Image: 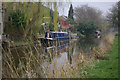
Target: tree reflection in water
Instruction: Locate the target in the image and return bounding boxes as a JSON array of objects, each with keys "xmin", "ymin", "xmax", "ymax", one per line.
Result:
[{"xmin": 76, "ymin": 37, "xmax": 101, "ymax": 57}]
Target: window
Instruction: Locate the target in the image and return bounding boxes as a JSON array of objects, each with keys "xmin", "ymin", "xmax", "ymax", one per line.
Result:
[
  {"xmin": 95, "ymin": 32, "xmax": 98, "ymax": 34},
  {"xmin": 51, "ymin": 33, "xmax": 55, "ymax": 38}
]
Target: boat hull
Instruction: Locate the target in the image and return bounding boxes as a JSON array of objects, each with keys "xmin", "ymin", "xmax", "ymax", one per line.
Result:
[{"xmin": 40, "ymin": 38, "xmax": 69, "ymax": 47}]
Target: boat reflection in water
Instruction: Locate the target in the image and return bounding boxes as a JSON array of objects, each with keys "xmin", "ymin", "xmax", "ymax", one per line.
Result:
[
  {"xmin": 37, "ymin": 39, "xmax": 76, "ymax": 77},
  {"xmin": 40, "ymin": 31, "xmax": 72, "ymax": 63},
  {"xmin": 42, "ymin": 40, "xmax": 73, "ymax": 64},
  {"xmin": 38, "ymin": 31, "xmax": 77, "ymax": 77}
]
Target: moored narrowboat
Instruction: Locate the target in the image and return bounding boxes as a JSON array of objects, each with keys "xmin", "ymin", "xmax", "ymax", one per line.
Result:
[{"xmin": 40, "ymin": 31, "xmax": 69, "ymax": 47}]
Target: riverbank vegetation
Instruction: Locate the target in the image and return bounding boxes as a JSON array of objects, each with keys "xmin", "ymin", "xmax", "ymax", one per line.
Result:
[
  {"xmin": 2, "ymin": 1, "xmax": 119, "ymax": 78},
  {"xmin": 80, "ymin": 35, "xmax": 118, "ymax": 78},
  {"xmin": 3, "ymin": 2, "xmax": 60, "ymax": 41}
]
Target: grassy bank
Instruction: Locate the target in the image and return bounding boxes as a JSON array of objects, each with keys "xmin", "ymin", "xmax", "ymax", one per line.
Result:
[
  {"xmin": 81, "ymin": 36, "xmax": 118, "ymax": 78},
  {"xmin": 3, "ymin": 32, "xmax": 118, "ymax": 78}
]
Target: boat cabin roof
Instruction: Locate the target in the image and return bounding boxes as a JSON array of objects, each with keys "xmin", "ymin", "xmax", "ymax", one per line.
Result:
[{"xmin": 48, "ymin": 31, "xmax": 68, "ymax": 34}]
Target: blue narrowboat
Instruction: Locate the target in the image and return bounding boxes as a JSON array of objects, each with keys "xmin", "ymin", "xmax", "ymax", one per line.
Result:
[
  {"xmin": 45, "ymin": 31, "xmax": 69, "ymax": 40},
  {"xmin": 40, "ymin": 31, "xmax": 69, "ymax": 47}
]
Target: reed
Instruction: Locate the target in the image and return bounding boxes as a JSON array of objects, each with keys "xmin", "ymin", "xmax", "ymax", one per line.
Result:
[
  {"xmin": 92, "ymin": 33, "xmax": 115, "ymax": 60},
  {"xmin": 2, "ymin": 32, "xmax": 115, "ymax": 78}
]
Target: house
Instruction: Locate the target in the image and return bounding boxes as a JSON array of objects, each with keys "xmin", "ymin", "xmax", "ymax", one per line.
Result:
[{"xmin": 58, "ymin": 16, "xmax": 70, "ymax": 31}]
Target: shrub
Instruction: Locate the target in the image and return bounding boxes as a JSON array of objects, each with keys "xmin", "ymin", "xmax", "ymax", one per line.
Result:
[{"xmin": 76, "ymin": 22, "xmax": 98, "ymax": 39}]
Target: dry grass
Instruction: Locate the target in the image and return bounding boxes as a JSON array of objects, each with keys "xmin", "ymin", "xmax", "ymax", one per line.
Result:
[
  {"xmin": 45, "ymin": 52, "xmax": 89, "ymax": 78},
  {"xmin": 2, "ymin": 33, "xmax": 115, "ymax": 78},
  {"xmin": 51, "ymin": 33, "xmax": 116, "ymax": 78},
  {"xmin": 2, "ymin": 39, "xmax": 89, "ymax": 78},
  {"xmin": 93, "ymin": 33, "xmax": 115, "ymax": 60},
  {"xmin": 2, "ymin": 42, "xmax": 43, "ymax": 78}
]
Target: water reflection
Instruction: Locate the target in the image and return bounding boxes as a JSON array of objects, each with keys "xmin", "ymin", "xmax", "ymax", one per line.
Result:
[
  {"xmin": 3, "ymin": 37, "xmax": 103, "ymax": 78},
  {"xmin": 41, "ymin": 40, "xmax": 75, "ymax": 65},
  {"xmin": 76, "ymin": 37, "xmax": 101, "ymax": 57},
  {"xmin": 37, "ymin": 39, "xmax": 76, "ymax": 77},
  {"xmin": 33, "ymin": 38, "xmax": 101, "ymax": 77}
]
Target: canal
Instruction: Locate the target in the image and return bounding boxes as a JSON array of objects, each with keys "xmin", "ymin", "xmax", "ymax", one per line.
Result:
[
  {"xmin": 2, "ymin": 34, "xmax": 104, "ymax": 78},
  {"xmin": 35, "ymin": 37, "xmax": 102, "ymax": 78}
]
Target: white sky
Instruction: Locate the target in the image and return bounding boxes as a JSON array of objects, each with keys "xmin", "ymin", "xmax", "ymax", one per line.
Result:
[
  {"xmin": 2, "ymin": 0, "xmax": 118, "ymax": 2},
  {"xmin": 58, "ymin": 2, "xmax": 117, "ymax": 17},
  {"xmin": 1, "ymin": 0, "xmax": 117, "ymax": 17}
]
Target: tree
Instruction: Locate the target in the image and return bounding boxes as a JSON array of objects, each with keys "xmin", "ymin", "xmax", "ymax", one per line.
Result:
[
  {"xmin": 74, "ymin": 5, "xmax": 103, "ymax": 26},
  {"xmin": 68, "ymin": 4, "xmax": 74, "ymax": 20},
  {"xmin": 65, "ymin": 18, "xmax": 74, "ymax": 24},
  {"xmin": 49, "ymin": 10, "xmax": 54, "ymax": 31},
  {"xmin": 9, "ymin": 9, "xmax": 26, "ymax": 28},
  {"xmin": 65, "ymin": 18, "xmax": 75, "ymax": 32},
  {"xmin": 7, "ymin": 9, "xmax": 26, "ymax": 41},
  {"xmin": 76, "ymin": 22, "xmax": 98, "ymax": 39},
  {"xmin": 118, "ymin": 1, "xmax": 120, "ymax": 32},
  {"xmin": 50, "ymin": 9, "xmax": 54, "ymax": 21},
  {"xmin": 107, "ymin": 2, "xmax": 119, "ymax": 28}
]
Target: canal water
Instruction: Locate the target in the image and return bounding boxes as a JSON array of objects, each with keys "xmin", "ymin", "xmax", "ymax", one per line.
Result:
[
  {"xmin": 3, "ymin": 37, "xmax": 102, "ymax": 78},
  {"xmin": 35, "ymin": 37, "xmax": 102, "ymax": 78},
  {"xmin": 2, "ymin": 29, "xmax": 115, "ymax": 78}
]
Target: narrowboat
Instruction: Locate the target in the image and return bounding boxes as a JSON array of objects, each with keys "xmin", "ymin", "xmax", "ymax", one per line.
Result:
[
  {"xmin": 40, "ymin": 31, "xmax": 69, "ymax": 47},
  {"xmin": 94, "ymin": 30, "xmax": 101, "ymax": 38}
]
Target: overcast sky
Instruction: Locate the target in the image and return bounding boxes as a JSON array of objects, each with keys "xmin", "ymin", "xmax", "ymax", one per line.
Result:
[{"xmin": 58, "ymin": 2, "xmax": 116, "ymax": 17}]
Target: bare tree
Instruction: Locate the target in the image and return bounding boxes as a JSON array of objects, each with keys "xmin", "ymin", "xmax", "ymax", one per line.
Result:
[
  {"xmin": 107, "ymin": 2, "xmax": 119, "ymax": 28},
  {"xmin": 74, "ymin": 5, "xmax": 103, "ymax": 26},
  {"xmin": 118, "ymin": 1, "xmax": 120, "ymax": 31}
]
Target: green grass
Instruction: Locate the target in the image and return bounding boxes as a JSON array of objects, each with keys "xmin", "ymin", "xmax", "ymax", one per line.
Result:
[{"xmin": 81, "ymin": 36, "xmax": 118, "ymax": 78}]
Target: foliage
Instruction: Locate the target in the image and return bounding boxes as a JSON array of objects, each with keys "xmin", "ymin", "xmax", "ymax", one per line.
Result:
[
  {"xmin": 50, "ymin": 9, "xmax": 54, "ymax": 21},
  {"xmin": 76, "ymin": 22, "xmax": 98, "ymax": 38},
  {"xmin": 107, "ymin": 2, "xmax": 119, "ymax": 28},
  {"xmin": 9, "ymin": 9, "xmax": 26, "ymax": 28},
  {"xmin": 4, "ymin": 9, "xmax": 26, "ymax": 41},
  {"xmin": 68, "ymin": 4, "xmax": 74, "ymax": 20},
  {"xmin": 74, "ymin": 5, "xmax": 103, "ymax": 26},
  {"xmin": 118, "ymin": 1, "xmax": 120, "ymax": 30},
  {"xmin": 81, "ymin": 36, "xmax": 118, "ymax": 78},
  {"xmin": 65, "ymin": 18, "xmax": 74, "ymax": 24},
  {"xmin": 49, "ymin": 10, "xmax": 54, "ymax": 31},
  {"xmin": 69, "ymin": 27, "xmax": 74, "ymax": 32},
  {"xmin": 65, "ymin": 18, "xmax": 75, "ymax": 32},
  {"xmin": 49, "ymin": 23, "xmax": 54, "ymax": 31},
  {"xmin": 4, "ymin": 2, "xmax": 60, "ymax": 40}
]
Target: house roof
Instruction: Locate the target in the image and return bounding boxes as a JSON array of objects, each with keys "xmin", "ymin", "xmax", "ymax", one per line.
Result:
[{"xmin": 59, "ymin": 16, "xmax": 68, "ymax": 21}]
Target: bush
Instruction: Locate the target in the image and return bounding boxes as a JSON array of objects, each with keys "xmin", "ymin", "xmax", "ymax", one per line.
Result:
[
  {"xmin": 65, "ymin": 18, "xmax": 75, "ymax": 24},
  {"xmin": 76, "ymin": 22, "xmax": 98, "ymax": 39},
  {"xmin": 7, "ymin": 9, "xmax": 27, "ymax": 41},
  {"xmin": 9, "ymin": 9, "xmax": 26, "ymax": 27}
]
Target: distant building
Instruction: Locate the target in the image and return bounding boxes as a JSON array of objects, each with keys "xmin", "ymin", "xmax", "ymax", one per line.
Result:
[{"xmin": 58, "ymin": 16, "xmax": 70, "ymax": 31}]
